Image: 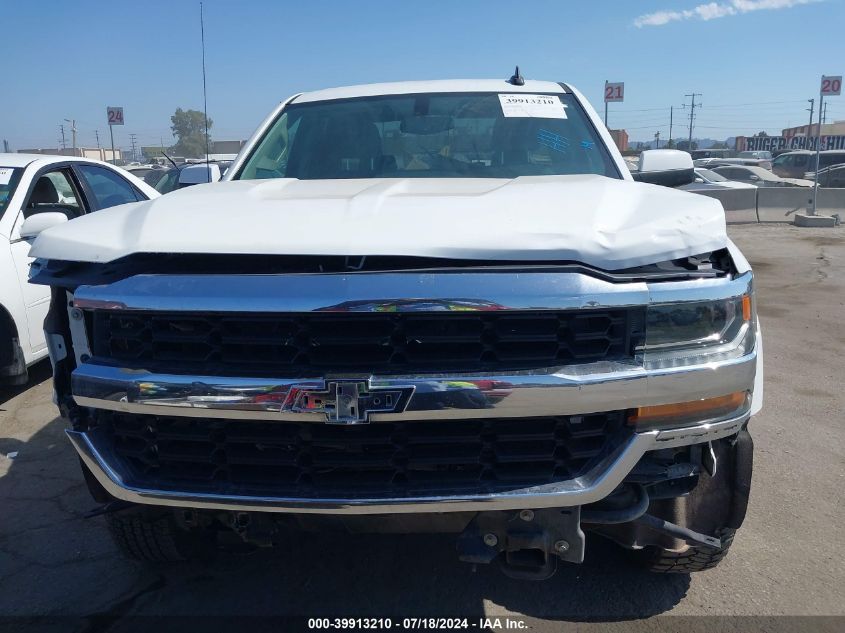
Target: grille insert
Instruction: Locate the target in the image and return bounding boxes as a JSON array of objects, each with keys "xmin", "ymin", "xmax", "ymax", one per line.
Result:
[
  {"xmin": 100, "ymin": 411, "xmax": 628, "ymax": 498},
  {"xmin": 90, "ymin": 309, "xmax": 639, "ymax": 376}
]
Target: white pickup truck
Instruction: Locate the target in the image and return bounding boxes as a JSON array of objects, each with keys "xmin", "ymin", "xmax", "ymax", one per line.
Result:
[{"xmin": 28, "ymin": 76, "xmax": 763, "ymax": 579}]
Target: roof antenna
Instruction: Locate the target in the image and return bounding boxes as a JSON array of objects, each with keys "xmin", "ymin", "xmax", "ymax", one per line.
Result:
[{"xmin": 508, "ymin": 66, "xmax": 525, "ymax": 86}]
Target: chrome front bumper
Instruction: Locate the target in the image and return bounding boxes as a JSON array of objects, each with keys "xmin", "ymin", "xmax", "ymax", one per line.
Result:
[
  {"xmin": 68, "ymin": 412, "xmax": 748, "ymax": 515},
  {"xmin": 71, "ymin": 352, "xmax": 757, "ymax": 422},
  {"xmin": 63, "ymin": 269, "xmax": 758, "ymax": 514}
]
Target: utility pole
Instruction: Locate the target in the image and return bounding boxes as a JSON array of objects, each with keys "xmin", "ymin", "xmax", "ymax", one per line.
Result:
[
  {"xmin": 3, "ymin": 140, "xmax": 9, "ymax": 153},
  {"xmin": 669, "ymin": 106, "xmax": 674, "ymax": 145},
  {"xmin": 683, "ymin": 93, "xmax": 702, "ymax": 149},
  {"xmin": 59, "ymin": 124, "xmax": 66, "ymax": 150},
  {"xmin": 129, "ymin": 133, "xmax": 138, "ymax": 162},
  {"xmin": 654, "ymin": 131, "xmax": 660, "ymax": 149},
  {"xmin": 64, "ymin": 119, "xmax": 77, "ymax": 153},
  {"xmin": 807, "ymin": 98, "xmax": 815, "ymax": 140},
  {"xmin": 811, "ymin": 89, "xmax": 826, "ymax": 216},
  {"xmin": 95, "ymin": 130, "xmax": 101, "ymax": 148},
  {"xmin": 822, "ymin": 101, "xmax": 828, "ymax": 125}
]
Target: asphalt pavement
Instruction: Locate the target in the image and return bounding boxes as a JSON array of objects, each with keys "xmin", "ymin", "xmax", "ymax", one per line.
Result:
[{"xmin": 0, "ymin": 223, "xmax": 843, "ymax": 631}]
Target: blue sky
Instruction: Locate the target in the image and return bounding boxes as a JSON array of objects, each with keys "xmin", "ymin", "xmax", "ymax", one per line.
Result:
[{"xmin": 2, "ymin": 0, "xmax": 843, "ymax": 151}]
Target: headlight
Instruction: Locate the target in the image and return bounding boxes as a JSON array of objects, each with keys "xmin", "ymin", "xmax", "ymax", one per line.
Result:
[{"xmin": 639, "ymin": 294, "xmax": 755, "ymax": 369}]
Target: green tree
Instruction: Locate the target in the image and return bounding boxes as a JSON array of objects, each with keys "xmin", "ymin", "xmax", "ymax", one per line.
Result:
[
  {"xmin": 664, "ymin": 138, "xmax": 676, "ymax": 149},
  {"xmin": 170, "ymin": 108, "xmax": 212, "ymax": 158},
  {"xmin": 710, "ymin": 141, "xmax": 729, "ymax": 149}
]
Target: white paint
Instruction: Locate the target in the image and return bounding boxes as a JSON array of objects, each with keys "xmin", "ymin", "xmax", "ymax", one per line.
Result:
[
  {"xmin": 31, "ymin": 174, "xmax": 727, "ymax": 270},
  {"xmin": 0, "ymin": 153, "xmax": 158, "ymax": 376},
  {"xmin": 293, "ymin": 79, "xmax": 567, "ymax": 104},
  {"xmin": 637, "ymin": 149, "xmax": 693, "ymax": 173},
  {"xmin": 0, "ymin": 168, "xmax": 13, "ymax": 185}
]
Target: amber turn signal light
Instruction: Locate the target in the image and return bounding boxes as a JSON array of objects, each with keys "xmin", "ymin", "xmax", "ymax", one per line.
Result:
[
  {"xmin": 742, "ymin": 294, "xmax": 752, "ymax": 322},
  {"xmin": 629, "ymin": 391, "xmax": 748, "ymax": 428}
]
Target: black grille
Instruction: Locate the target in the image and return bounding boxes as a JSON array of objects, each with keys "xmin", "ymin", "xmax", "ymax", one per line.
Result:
[
  {"xmin": 90, "ymin": 309, "xmax": 640, "ymax": 376},
  {"xmin": 100, "ymin": 411, "xmax": 627, "ymax": 498}
]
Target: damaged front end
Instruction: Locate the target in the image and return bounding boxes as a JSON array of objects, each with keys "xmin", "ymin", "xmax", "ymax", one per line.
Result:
[{"xmin": 34, "ymin": 250, "xmax": 759, "ymax": 579}]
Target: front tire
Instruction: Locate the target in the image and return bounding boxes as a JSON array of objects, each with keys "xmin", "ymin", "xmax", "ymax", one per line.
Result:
[
  {"xmin": 634, "ymin": 527, "xmax": 736, "ymax": 573},
  {"xmin": 106, "ymin": 508, "xmax": 213, "ymax": 563}
]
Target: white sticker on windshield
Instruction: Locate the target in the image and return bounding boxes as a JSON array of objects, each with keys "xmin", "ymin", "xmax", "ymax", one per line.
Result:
[
  {"xmin": 498, "ymin": 94, "xmax": 567, "ymax": 119},
  {"xmin": 0, "ymin": 168, "xmax": 13, "ymax": 185}
]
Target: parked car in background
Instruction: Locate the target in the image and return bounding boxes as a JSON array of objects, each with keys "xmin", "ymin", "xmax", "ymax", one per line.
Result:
[
  {"xmin": 0, "ymin": 153, "xmax": 159, "ymax": 385},
  {"xmin": 696, "ymin": 156, "xmax": 773, "ymax": 170},
  {"xmin": 772, "ymin": 150, "xmax": 845, "ymax": 179},
  {"xmin": 123, "ymin": 165, "xmax": 165, "ymax": 182},
  {"xmin": 814, "ymin": 164, "xmax": 845, "ymax": 188},
  {"xmin": 737, "ymin": 151, "xmax": 772, "ymax": 161},
  {"xmin": 711, "ymin": 165, "xmax": 812, "ymax": 187},
  {"xmin": 150, "ymin": 160, "xmax": 231, "ymax": 194},
  {"xmin": 691, "ymin": 168, "xmax": 756, "ymax": 189},
  {"xmin": 689, "ymin": 149, "xmax": 732, "ymax": 161}
]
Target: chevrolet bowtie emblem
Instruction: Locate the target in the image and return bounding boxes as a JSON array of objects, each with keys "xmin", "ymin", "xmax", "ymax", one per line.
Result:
[{"xmin": 288, "ymin": 380, "xmax": 414, "ymax": 424}]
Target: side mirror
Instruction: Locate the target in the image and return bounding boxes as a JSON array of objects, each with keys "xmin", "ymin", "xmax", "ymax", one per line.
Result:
[
  {"xmin": 20, "ymin": 211, "xmax": 68, "ymax": 239},
  {"xmin": 632, "ymin": 149, "xmax": 695, "ymax": 187},
  {"xmin": 178, "ymin": 163, "xmax": 222, "ymax": 186},
  {"xmin": 749, "ymin": 175, "xmax": 760, "ymax": 181},
  {"xmin": 695, "ymin": 177, "xmax": 705, "ymax": 183}
]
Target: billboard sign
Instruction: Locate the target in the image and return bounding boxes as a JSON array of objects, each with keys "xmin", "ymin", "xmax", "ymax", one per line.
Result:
[{"xmin": 737, "ymin": 135, "xmax": 845, "ymax": 152}]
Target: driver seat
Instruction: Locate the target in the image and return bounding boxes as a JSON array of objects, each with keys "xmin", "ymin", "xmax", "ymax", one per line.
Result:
[{"xmin": 26, "ymin": 176, "xmax": 79, "ymax": 219}]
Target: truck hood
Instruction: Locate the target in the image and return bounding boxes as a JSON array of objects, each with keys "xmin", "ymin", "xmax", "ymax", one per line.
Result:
[{"xmin": 30, "ymin": 175, "xmax": 727, "ymax": 270}]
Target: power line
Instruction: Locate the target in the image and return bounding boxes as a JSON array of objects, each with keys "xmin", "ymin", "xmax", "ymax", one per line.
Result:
[{"xmin": 699, "ymin": 99, "xmax": 805, "ymax": 109}]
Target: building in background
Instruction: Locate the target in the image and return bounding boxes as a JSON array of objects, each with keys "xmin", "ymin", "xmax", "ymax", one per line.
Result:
[
  {"xmin": 142, "ymin": 140, "xmax": 245, "ymax": 161},
  {"xmin": 608, "ymin": 129, "xmax": 628, "ymax": 152},
  {"xmin": 17, "ymin": 147, "xmax": 122, "ymax": 161},
  {"xmin": 782, "ymin": 120, "xmax": 845, "ymax": 139}
]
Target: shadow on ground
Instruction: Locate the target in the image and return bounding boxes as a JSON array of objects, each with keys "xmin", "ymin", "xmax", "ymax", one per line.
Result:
[
  {"xmin": 0, "ymin": 361, "xmax": 52, "ymax": 407},
  {"xmin": 0, "ymin": 370, "xmax": 690, "ymax": 624}
]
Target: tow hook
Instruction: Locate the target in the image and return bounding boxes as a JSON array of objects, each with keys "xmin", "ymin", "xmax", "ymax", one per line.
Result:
[
  {"xmin": 456, "ymin": 508, "xmax": 585, "ymax": 580},
  {"xmin": 83, "ymin": 499, "xmax": 134, "ymax": 519},
  {"xmin": 634, "ymin": 513, "xmax": 722, "ymax": 549}
]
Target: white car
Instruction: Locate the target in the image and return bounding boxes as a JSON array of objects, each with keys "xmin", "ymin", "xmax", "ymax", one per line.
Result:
[
  {"xmin": 711, "ymin": 165, "xmax": 813, "ymax": 187},
  {"xmin": 0, "ymin": 153, "xmax": 158, "ymax": 384},
  {"xmin": 693, "ymin": 168, "xmax": 757, "ymax": 190}
]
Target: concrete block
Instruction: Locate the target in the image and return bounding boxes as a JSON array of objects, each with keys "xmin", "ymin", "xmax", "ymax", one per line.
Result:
[{"xmin": 793, "ymin": 214, "xmax": 839, "ymax": 227}]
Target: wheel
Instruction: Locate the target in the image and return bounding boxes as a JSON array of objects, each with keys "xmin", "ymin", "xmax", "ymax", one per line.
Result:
[
  {"xmin": 633, "ymin": 527, "xmax": 736, "ymax": 573},
  {"xmin": 106, "ymin": 508, "xmax": 214, "ymax": 563}
]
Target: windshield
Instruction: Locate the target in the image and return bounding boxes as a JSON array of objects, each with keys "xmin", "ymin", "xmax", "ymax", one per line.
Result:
[
  {"xmin": 236, "ymin": 92, "xmax": 619, "ymax": 180},
  {"xmin": 0, "ymin": 167, "xmax": 22, "ymax": 219},
  {"xmin": 697, "ymin": 168, "xmax": 726, "ymax": 182}
]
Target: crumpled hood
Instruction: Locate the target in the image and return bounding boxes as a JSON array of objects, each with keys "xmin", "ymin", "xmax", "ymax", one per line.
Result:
[{"xmin": 30, "ymin": 175, "xmax": 727, "ymax": 269}]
